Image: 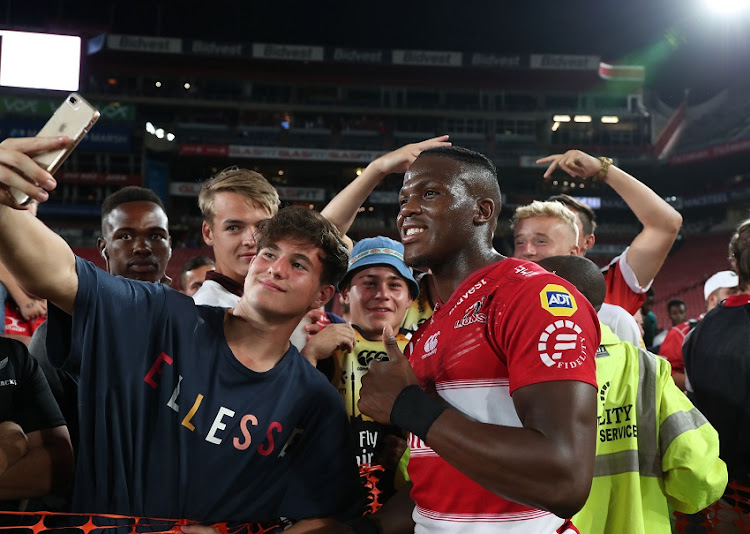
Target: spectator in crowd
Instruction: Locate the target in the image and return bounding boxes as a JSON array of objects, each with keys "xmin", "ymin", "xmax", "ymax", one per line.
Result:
[
  {"xmin": 302, "ymin": 237, "xmax": 419, "ymax": 514},
  {"xmin": 0, "ymin": 337, "xmax": 73, "ymax": 511},
  {"xmin": 180, "ymin": 256, "xmax": 215, "ymax": 297},
  {"xmin": 545, "ymin": 151, "xmax": 682, "ymax": 317},
  {"xmin": 684, "ymin": 220, "xmax": 750, "ymax": 524},
  {"xmin": 0, "ymin": 136, "xmax": 361, "ymax": 527},
  {"xmin": 667, "ymin": 298, "xmax": 687, "ymax": 327},
  {"xmin": 538, "ymin": 255, "xmax": 727, "ymax": 534},
  {"xmin": 640, "ymin": 288, "xmax": 658, "ymax": 348},
  {"xmin": 659, "ymin": 271, "xmax": 738, "ymax": 390},
  {"xmin": 97, "ymin": 187, "xmax": 172, "ymax": 284},
  {"xmin": 354, "ymin": 146, "xmax": 600, "ymax": 533},
  {"xmin": 192, "ymin": 167, "xmax": 279, "ymax": 307},
  {"xmin": 512, "ymin": 199, "xmax": 643, "ymax": 347}
]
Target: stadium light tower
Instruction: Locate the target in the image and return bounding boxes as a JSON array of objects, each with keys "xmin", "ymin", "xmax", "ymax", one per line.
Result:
[{"xmin": 702, "ymin": 0, "xmax": 750, "ymax": 14}]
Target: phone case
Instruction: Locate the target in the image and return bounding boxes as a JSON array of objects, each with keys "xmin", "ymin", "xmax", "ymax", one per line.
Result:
[{"xmin": 10, "ymin": 93, "xmax": 100, "ymax": 205}]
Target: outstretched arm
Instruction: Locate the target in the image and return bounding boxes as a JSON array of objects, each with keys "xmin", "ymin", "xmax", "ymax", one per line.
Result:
[
  {"xmin": 321, "ymin": 136, "xmax": 451, "ymax": 239},
  {"xmin": 0, "ymin": 137, "xmax": 78, "ymax": 314},
  {"xmin": 539, "ymin": 150, "xmax": 682, "ymax": 288},
  {"xmin": 359, "ymin": 327, "xmax": 597, "ymax": 519}
]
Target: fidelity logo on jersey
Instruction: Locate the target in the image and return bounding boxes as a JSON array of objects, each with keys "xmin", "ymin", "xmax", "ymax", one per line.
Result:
[
  {"xmin": 421, "ymin": 331, "xmax": 440, "ymax": 359},
  {"xmin": 539, "ymin": 284, "xmax": 577, "ymax": 317},
  {"xmin": 538, "ymin": 319, "xmax": 588, "ymax": 369},
  {"xmin": 454, "ymin": 297, "xmax": 488, "ymax": 329}
]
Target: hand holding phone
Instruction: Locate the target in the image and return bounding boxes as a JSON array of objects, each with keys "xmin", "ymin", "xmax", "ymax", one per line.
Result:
[{"xmin": 10, "ymin": 93, "xmax": 100, "ymax": 205}]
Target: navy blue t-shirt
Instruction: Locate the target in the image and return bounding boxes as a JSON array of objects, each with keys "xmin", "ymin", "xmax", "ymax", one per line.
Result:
[{"xmin": 48, "ymin": 257, "xmax": 361, "ymax": 523}]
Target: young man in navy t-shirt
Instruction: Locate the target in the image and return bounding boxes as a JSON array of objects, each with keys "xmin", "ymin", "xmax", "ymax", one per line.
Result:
[{"xmin": 0, "ymin": 136, "xmax": 361, "ymax": 528}]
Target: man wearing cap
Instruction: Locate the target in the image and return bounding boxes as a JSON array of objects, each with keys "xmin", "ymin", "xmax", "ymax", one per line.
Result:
[
  {"xmin": 302, "ymin": 237, "xmax": 418, "ymax": 516},
  {"xmin": 658, "ymin": 270, "xmax": 739, "ymax": 390}
]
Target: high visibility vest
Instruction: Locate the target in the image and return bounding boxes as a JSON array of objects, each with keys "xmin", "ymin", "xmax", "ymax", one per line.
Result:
[{"xmin": 572, "ymin": 323, "xmax": 727, "ymax": 534}]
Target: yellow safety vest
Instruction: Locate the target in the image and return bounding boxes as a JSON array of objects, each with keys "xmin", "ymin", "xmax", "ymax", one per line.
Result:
[{"xmin": 572, "ymin": 323, "xmax": 727, "ymax": 534}]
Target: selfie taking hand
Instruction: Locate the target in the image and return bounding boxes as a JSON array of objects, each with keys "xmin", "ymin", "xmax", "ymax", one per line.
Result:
[{"xmin": 0, "ymin": 137, "xmax": 66, "ymax": 208}]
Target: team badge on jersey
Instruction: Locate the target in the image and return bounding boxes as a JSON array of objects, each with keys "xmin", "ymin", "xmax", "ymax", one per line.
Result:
[{"xmin": 539, "ymin": 284, "xmax": 577, "ymax": 317}]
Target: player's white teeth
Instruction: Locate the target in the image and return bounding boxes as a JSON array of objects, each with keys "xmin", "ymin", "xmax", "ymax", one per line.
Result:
[{"xmin": 405, "ymin": 228, "xmax": 425, "ymax": 236}]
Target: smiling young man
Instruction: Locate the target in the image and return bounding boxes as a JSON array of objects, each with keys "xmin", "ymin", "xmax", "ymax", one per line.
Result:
[
  {"xmin": 356, "ymin": 146, "xmax": 600, "ymax": 533},
  {"xmin": 512, "ymin": 199, "xmax": 643, "ymax": 347},
  {"xmin": 301, "ymin": 236, "xmax": 419, "ymax": 514},
  {"xmin": 0, "ymin": 136, "xmax": 361, "ymax": 529}
]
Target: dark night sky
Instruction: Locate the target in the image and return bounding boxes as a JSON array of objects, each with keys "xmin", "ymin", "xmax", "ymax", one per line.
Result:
[{"xmin": 3, "ymin": 0, "xmax": 750, "ymax": 101}]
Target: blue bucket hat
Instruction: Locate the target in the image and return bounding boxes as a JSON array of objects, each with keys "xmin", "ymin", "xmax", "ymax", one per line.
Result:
[{"xmin": 338, "ymin": 236, "xmax": 419, "ymax": 298}]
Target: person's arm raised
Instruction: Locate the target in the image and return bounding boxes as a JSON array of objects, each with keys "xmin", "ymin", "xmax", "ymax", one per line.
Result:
[
  {"xmin": 359, "ymin": 326, "xmax": 597, "ymax": 519},
  {"xmin": 538, "ymin": 150, "xmax": 682, "ymax": 288},
  {"xmin": 321, "ymin": 136, "xmax": 451, "ymax": 239},
  {"xmin": 0, "ymin": 137, "xmax": 78, "ymax": 314}
]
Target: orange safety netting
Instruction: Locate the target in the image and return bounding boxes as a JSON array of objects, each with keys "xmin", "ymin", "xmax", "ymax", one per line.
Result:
[
  {"xmin": 0, "ymin": 512, "xmax": 287, "ymax": 534},
  {"xmin": 672, "ymin": 480, "xmax": 750, "ymax": 533}
]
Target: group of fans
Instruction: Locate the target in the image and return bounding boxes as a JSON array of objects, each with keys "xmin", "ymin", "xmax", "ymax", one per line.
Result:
[{"xmin": 0, "ymin": 132, "xmax": 746, "ymax": 533}]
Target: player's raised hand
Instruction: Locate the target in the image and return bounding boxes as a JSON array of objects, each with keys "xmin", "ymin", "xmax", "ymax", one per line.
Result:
[
  {"xmin": 358, "ymin": 325, "xmax": 419, "ymax": 425},
  {"xmin": 369, "ymin": 135, "xmax": 451, "ymax": 176},
  {"xmin": 0, "ymin": 137, "xmax": 66, "ymax": 207}
]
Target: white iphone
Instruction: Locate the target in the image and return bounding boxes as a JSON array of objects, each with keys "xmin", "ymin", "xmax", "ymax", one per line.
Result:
[{"xmin": 10, "ymin": 93, "xmax": 100, "ymax": 205}]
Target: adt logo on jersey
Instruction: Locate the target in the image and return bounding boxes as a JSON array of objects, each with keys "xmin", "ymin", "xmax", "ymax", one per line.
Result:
[
  {"xmin": 540, "ymin": 284, "xmax": 577, "ymax": 317},
  {"xmin": 421, "ymin": 331, "xmax": 440, "ymax": 359}
]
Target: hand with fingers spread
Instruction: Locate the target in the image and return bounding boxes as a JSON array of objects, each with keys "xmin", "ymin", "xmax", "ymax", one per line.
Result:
[
  {"xmin": 0, "ymin": 137, "xmax": 67, "ymax": 207},
  {"xmin": 369, "ymin": 135, "xmax": 452, "ymax": 176},
  {"xmin": 537, "ymin": 150, "xmax": 603, "ymax": 180},
  {"xmin": 358, "ymin": 325, "xmax": 420, "ymax": 425},
  {"xmin": 300, "ymin": 323, "xmax": 357, "ymax": 366}
]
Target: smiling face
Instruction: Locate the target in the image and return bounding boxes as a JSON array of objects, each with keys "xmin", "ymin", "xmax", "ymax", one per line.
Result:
[
  {"xmin": 202, "ymin": 191, "xmax": 273, "ymax": 284},
  {"xmin": 99, "ymin": 201, "xmax": 171, "ymax": 282},
  {"xmin": 342, "ymin": 265, "xmax": 413, "ymax": 340},
  {"xmin": 397, "ymin": 155, "xmax": 478, "ymax": 269},
  {"xmin": 242, "ymin": 239, "xmax": 333, "ymax": 321},
  {"xmin": 513, "ymin": 216, "xmax": 579, "ymax": 262}
]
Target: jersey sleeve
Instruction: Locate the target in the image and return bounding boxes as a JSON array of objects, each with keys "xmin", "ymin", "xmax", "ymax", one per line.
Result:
[
  {"xmin": 602, "ymin": 251, "xmax": 647, "ymax": 315},
  {"xmin": 495, "ymin": 273, "xmax": 600, "ymax": 394},
  {"xmin": 9, "ymin": 338, "xmax": 66, "ymax": 434},
  {"xmin": 658, "ymin": 327, "xmax": 685, "ymax": 374},
  {"xmin": 656, "ymin": 355, "xmax": 728, "ymax": 513}
]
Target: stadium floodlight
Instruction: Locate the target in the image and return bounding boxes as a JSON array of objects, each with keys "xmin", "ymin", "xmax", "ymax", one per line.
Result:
[
  {"xmin": 166, "ymin": 133, "xmax": 176, "ymax": 142},
  {"xmin": 553, "ymin": 115, "xmax": 571, "ymax": 122},
  {"xmin": 601, "ymin": 116, "xmax": 620, "ymax": 124},
  {"xmin": 702, "ymin": 0, "xmax": 750, "ymax": 14},
  {"xmin": 0, "ymin": 30, "xmax": 81, "ymax": 91},
  {"xmin": 155, "ymin": 128, "xmax": 165, "ymax": 139},
  {"xmin": 145, "ymin": 122, "xmax": 156, "ymax": 134},
  {"xmin": 551, "ymin": 121, "xmax": 561, "ymax": 132},
  {"xmin": 574, "ymin": 115, "xmax": 592, "ymax": 123}
]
